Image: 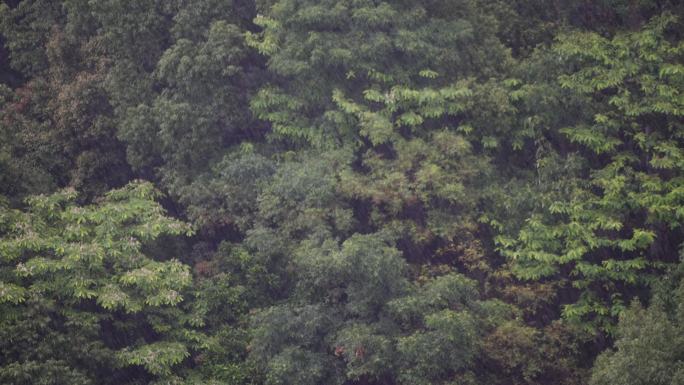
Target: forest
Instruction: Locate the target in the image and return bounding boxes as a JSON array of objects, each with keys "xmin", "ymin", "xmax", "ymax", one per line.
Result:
[{"xmin": 0, "ymin": 0, "xmax": 683, "ymax": 384}]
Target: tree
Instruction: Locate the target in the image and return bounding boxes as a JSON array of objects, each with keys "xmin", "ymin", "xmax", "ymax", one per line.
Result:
[
  {"xmin": 116, "ymin": 0, "xmax": 264, "ymax": 195},
  {"xmin": 0, "ymin": 181, "xmax": 195, "ymax": 384},
  {"xmin": 248, "ymin": 0, "xmax": 510, "ymax": 146},
  {"xmin": 591, "ymin": 261, "xmax": 684, "ymax": 385},
  {"xmin": 249, "ymin": 232, "xmax": 518, "ymax": 385},
  {"xmin": 494, "ymin": 12, "xmax": 684, "ymax": 331},
  {"xmin": 0, "ymin": 0, "xmax": 133, "ymax": 200}
]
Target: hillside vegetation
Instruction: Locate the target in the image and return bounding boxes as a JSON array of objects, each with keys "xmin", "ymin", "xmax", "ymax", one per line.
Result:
[{"xmin": 1, "ymin": 0, "xmax": 683, "ymax": 384}]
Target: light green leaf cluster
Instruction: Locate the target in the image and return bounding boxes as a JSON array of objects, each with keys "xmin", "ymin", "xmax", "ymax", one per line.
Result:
[
  {"xmin": 494, "ymin": 13, "xmax": 684, "ymax": 331},
  {"xmin": 0, "ymin": 181, "xmax": 195, "ymax": 381}
]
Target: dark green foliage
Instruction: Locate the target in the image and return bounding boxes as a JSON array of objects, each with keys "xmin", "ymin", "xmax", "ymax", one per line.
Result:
[
  {"xmin": 0, "ymin": 0, "xmax": 62, "ymax": 76},
  {"xmin": 1, "ymin": 0, "xmax": 683, "ymax": 384},
  {"xmin": 0, "ymin": 0, "xmax": 132, "ymax": 200},
  {"xmin": 117, "ymin": 0, "xmax": 262, "ymax": 193},
  {"xmin": 249, "ymin": 237, "xmax": 515, "ymax": 385}
]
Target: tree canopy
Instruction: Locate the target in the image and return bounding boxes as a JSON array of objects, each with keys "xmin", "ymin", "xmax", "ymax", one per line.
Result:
[{"xmin": 1, "ymin": 0, "xmax": 683, "ymax": 384}]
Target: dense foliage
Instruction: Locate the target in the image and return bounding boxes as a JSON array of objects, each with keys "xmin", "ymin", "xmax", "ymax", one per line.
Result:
[{"xmin": 1, "ymin": 0, "xmax": 683, "ymax": 384}]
